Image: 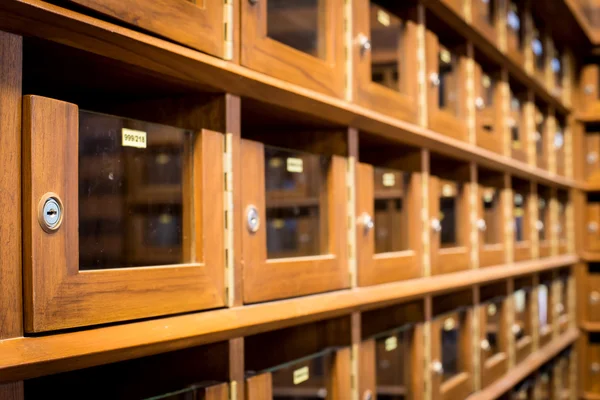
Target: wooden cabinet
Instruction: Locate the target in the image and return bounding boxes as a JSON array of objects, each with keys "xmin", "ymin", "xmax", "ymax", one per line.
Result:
[
  {"xmin": 586, "ymin": 194, "xmax": 600, "ymax": 253},
  {"xmin": 431, "ymin": 292, "xmax": 474, "ymax": 400},
  {"xmin": 478, "ymin": 171, "xmax": 507, "ymax": 267},
  {"xmin": 63, "ymin": 0, "xmax": 230, "ymax": 59},
  {"xmin": 352, "ymin": 1, "xmax": 419, "ymax": 123},
  {"xmin": 426, "ymin": 30, "xmax": 468, "ymax": 141},
  {"xmin": 584, "ymin": 264, "xmax": 600, "ymax": 323},
  {"xmin": 245, "ymin": 318, "xmax": 351, "ymax": 400},
  {"xmin": 537, "ymin": 186, "xmax": 552, "ymax": 258},
  {"xmin": 506, "ymin": 0, "xmax": 527, "ymax": 69},
  {"xmin": 430, "ymin": 169, "xmax": 472, "ymax": 275},
  {"xmin": 474, "ymin": 63, "xmax": 504, "ymax": 154},
  {"xmin": 534, "ymin": 103, "xmax": 550, "ymax": 171},
  {"xmin": 22, "ymin": 95, "xmax": 227, "ymax": 332},
  {"xmin": 241, "ymin": 0, "xmax": 345, "ymax": 98},
  {"xmin": 472, "ymin": 0, "xmax": 500, "ymax": 46},
  {"xmin": 583, "ymin": 333, "xmax": 600, "ymax": 395},
  {"xmin": 513, "ymin": 277, "xmax": 534, "ymax": 364},
  {"xmin": 359, "ymin": 301, "xmax": 424, "ymax": 400},
  {"xmin": 509, "ymin": 85, "xmax": 531, "ymax": 163},
  {"xmin": 513, "ymin": 179, "xmax": 533, "ymax": 262},
  {"xmin": 585, "ymin": 132, "xmax": 600, "ymax": 184},
  {"xmin": 24, "ymin": 342, "xmax": 231, "ymax": 399},
  {"xmin": 479, "ymin": 283, "xmax": 509, "ymax": 388},
  {"xmin": 241, "ymin": 140, "xmax": 348, "ymax": 303},
  {"xmin": 579, "ymin": 64, "xmax": 600, "ymax": 116},
  {"xmin": 356, "ymin": 162, "xmax": 422, "ymax": 286}
]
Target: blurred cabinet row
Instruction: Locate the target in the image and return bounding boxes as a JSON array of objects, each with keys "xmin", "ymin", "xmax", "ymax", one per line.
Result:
[
  {"xmin": 23, "ymin": 94, "xmax": 575, "ymax": 332},
  {"xmin": 49, "ymin": 0, "xmax": 573, "ymax": 175},
  {"xmin": 20, "ymin": 270, "xmax": 575, "ymax": 400}
]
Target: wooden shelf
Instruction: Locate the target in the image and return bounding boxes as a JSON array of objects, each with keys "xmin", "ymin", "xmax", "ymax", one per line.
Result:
[
  {"xmin": 0, "ymin": 0, "xmax": 580, "ymax": 190},
  {"xmin": 0, "ymin": 254, "xmax": 576, "ymax": 383},
  {"xmin": 581, "ymin": 321, "xmax": 600, "ymax": 332},
  {"xmin": 582, "ymin": 251, "xmax": 600, "ymax": 261},
  {"xmin": 466, "ymin": 328, "xmax": 579, "ymax": 400}
]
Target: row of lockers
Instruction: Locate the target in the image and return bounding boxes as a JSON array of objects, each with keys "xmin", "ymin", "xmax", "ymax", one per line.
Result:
[
  {"xmin": 47, "ymin": 0, "xmax": 575, "ymax": 170},
  {"xmin": 21, "ymin": 270, "xmax": 575, "ymax": 400},
  {"xmin": 22, "ymin": 94, "xmax": 575, "ymax": 333}
]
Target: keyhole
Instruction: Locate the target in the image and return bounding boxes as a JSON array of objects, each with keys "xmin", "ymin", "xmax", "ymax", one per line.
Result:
[{"xmin": 47, "ymin": 209, "xmax": 57, "ymax": 216}]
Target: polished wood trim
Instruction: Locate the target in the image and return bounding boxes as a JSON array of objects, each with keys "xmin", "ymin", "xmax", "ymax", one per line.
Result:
[
  {"xmin": 466, "ymin": 328, "xmax": 579, "ymax": 400},
  {"xmin": 581, "ymin": 321, "xmax": 600, "ymax": 332},
  {"xmin": 0, "ymin": 0, "xmax": 580, "ymax": 190},
  {"xmin": 0, "ymin": 30, "xmax": 22, "ymax": 340},
  {"xmin": 0, "ymin": 255, "xmax": 576, "ymax": 383}
]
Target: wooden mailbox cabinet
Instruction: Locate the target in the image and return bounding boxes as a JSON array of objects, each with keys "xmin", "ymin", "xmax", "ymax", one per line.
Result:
[
  {"xmin": 245, "ymin": 317, "xmax": 351, "ymax": 400},
  {"xmin": 478, "ymin": 169, "xmax": 507, "ymax": 267},
  {"xmin": 430, "ymin": 157, "xmax": 471, "ymax": 275},
  {"xmin": 431, "ymin": 291, "xmax": 474, "ymax": 400},
  {"xmin": 585, "ymin": 131, "xmax": 600, "ymax": 184},
  {"xmin": 513, "ymin": 276, "xmax": 535, "ymax": 364},
  {"xmin": 241, "ymin": 0, "xmax": 345, "ymax": 98},
  {"xmin": 474, "ymin": 60, "xmax": 504, "ymax": 154},
  {"xmin": 356, "ymin": 146, "xmax": 423, "ymax": 286},
  {"xmin": 513, "ymin": 179, "xmax": 533, "ymax": 262},
  {"xmin": 352, "ymin": 1, "xmax": 419, "ymax": 123},
  {"xmin": 426, "ymin": 27, "xmax": 468, "ymax": 141},
  {"xmin": 359, "ymin": 301, "xmax": 424, "ymax": 400},
  {"xmin": 479, "ymin": 283, "xmax": 509, "ymax": 388},
  {"xmin": 241, "ymin": 136, "xmax": 348, "ymax": 303},
  {"xmin": 63, "ymin": 0, "xmax": 230, "ymax": 59},
  {"xmin": 23, "ymin": 95, "xmax": 227, "ymax": 332}
]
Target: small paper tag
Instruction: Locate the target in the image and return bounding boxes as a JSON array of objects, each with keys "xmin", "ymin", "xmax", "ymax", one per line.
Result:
[
  {"xmin": 382, "ymin": 173, "xmax": 395, "ymax": 187},
  {"xmin": 377, "ymin": 9, "xmax": 390, "ymax": 26},
  {"xmin": 122, "ymin": 128, "xmax": 147, "ymax": 149},
  {"xmin": 287, "ymin": 157, "xmax": 303, "ymax": 173},
  {"xmin": 385, "ymin": 336, "xmax": 397, "ymax": 351},
  {"xmin": 293, "ymin": 366, "xmax": 309, "ymax": 385}
]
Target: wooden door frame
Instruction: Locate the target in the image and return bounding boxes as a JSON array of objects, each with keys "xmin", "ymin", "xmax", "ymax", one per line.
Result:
[
  {"xmin": 352, "ymin": 1, "xmax": 419, "ymax": 123},
  {"xmin": 241, "ymin": 139, "xmax": 349, "ymax": 303},
  {"xmin": 425, "ymin": 31, "xmax": 468, "ymax": 142},
  {"xmin": 356, "ymin": 162, "xmax": 422, "ymax": 286},
  {"xmin": 241, "ymin": 0, "xmax": 345, "ymax": 98},
  {"xmin": 23, "ymin": 95, "xmax": 226, "ymax": 332}
]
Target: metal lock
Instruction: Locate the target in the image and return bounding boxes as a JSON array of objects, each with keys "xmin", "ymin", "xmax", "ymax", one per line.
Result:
[
  {"xmin": 480, "ymin": 339, "xmax": 491, "ymax": 351},
  {"xmin": 555, "ymin": 303, "xmax": 565, "ymax": 314},
  {"xmin": 356, "ymin": 33, "xmax": 371, "ymax": 55},
  {"xmin": 588, "ymin": 152, "xmax": 598, "ymax": 165},
  {"xmin": 363, "ymin": 390, "xmax": 373, "ymax": 400},
  {"xmin": 246, "ymin": 205, "xmax": 260, "ymax": 233},
  {"xmin": 590, "ymin": 291, "xmax": 600, "ymax": 304},
  {"xmin": 477, "ymin": 218, "xmax": 487, "ymax": 232},
  {"xmin": 38, "ymin": 193, "xmax": 63, "ymax": 233},
  {"xmin": 591, "ymin": 362, "xmax": 600, "ymax": 374},
  {"xmin": 431, "ymin": 360, "xmax": 444, "ymax": 375},
  {"xmin": 589, "ymin": 222, "xmax": 599, "ymax": 233},
  {"xmin": 431, "ymin": 218, "xmax": 442, "ymax": 233},
  {"xmin": 535, "ymin": 220, "xmax": 544, "ymax": 232},
  {"xmin": 475, "ymin": 97, "xmax": 485, "ymax": 110},
  {"xmin": 429, "ymin": 72, "xmax": 441, "ymax": 87},
  {"xmin": 511, "ymin": 323, "xmax": 523, "ymax": 336},
  {"xmin": 360, "ymin": 212, "xmax": 374, "ymax": 235},
  {"xmin": 585, "ymin": 84, "xmax": 595, "ymax": 95}
]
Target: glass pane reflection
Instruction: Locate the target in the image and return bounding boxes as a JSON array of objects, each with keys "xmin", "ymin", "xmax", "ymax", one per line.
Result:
[
  {"xmin": 441, "ymin": 315, "xmax": 462, "ymax": 382},
  {"xmin": 440, "ymin": 182, "xmax": 459, "ymax": 247},
  {"xmin": 267, "ymin": 0, "xmax": 325, "ymax": 59},
  {"xmin": 78, "ymin": 111, "xmax": 192, "ymax": 270},
  {"xmin": 265, "ymin": 146, "xmax": 329, "ymax": 259},
  {"xmin": 370, "ymin": 4, "xmax": 403, "ymax": 92}
]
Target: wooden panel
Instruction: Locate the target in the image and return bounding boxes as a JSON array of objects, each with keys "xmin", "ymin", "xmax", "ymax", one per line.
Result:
[
  {"xmin": 23, "ymin": 95, "xmax": 226, "ymax": 332},
  {"xmin": 0, "ymin": 383, "xmax": 23, "ymax": 400},
  {"xmin": 0, "ymin": 31, "xmax": 22, "ymax": 340},
  {"xmin": 66, "ymin": 0, "xmax": 226, "ymax": 58},
  {"xmin": 329, "ymin": 347, "xmax": 352, "ymax": 399},
  {"xmin": 246, "ymin": 373, "xmax": 273, "ymax": 400},
  {"xmin": 359, "ymin": 339, "xmax": 376, "ymax": 400}
]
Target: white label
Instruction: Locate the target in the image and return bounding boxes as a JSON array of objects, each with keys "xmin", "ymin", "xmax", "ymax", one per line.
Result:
[
  {"xmin": 385, "ymin": 336, "xmax": 397, "ymax": 351},
  {"xmin": 377, "ymin": 9, "xmax": 390, "ymax": 27},
  {"xmin": 122, "ymin": 128, "xmax": 147, "ymax": 149},
  {"xmin": 286, "ymin": 157, "xmax": 303, "ymax": 173},
  {"xmin": 382, "ymin": 173, "xmax": 395, "ymax": 187},
  {"xmin": 293, "ymin": 366, "xmax": 309, "ymax": 385}
]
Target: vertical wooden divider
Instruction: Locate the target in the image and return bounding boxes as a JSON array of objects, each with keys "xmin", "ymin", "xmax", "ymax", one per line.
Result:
[
  {"xmin": 466, "ymin": 42, "xmax": 476, "ymax": 145},
  {"xmin": 507, "ymin": 278, "xmax": 516, "ymax": 369},
  {"xmin": 531, "ymin": 273, "xmax": 540, "ymax": 351},
  {"xmin": 548, "ymin": 108, "xmax": 557, "ymax": 175},
  {"xmin": 348, "ymin": 127, "xmax": 358, "ymax": 289},
  {"xmin": 417, "ymin": 1, "xmax": 428, "ymax": 128},
  {"xmin": 424, "ymin": 295, "xmax": 433, "ymax": 400},
  {"xmin": 500, "ymin": 69, "xmax": 511, "ymax": 157},
  {"xmin": 525, "ymin": 90, "xmax": 536, "ymax": 166},
  {"xmin": 351, "ymin": 312, "xmax": 360, "ymax": 400},
  {"xmin": 0, "ymin": 383, "xmax": 23, "ymax": 400},
  {"xmin": 530, "ymin": 182, "xmax": 539, "ymax": 260},
  {"xmin": 473, "ymin": 285, "xmax": 482, "ymax": 392}
]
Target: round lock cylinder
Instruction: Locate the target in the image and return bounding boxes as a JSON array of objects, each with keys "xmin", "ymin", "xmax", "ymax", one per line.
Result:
[
  {"xmin": 356, "ymin": 33, "xmax": 371, "ymax": 55},
  {"xmin": 246, "ymin": 205, "xmax": 260, "ymax": 233},
  {"xmin": 360, "ymin": 212, "xmax": 374, "ymax": 235},
  {"xmin": 38, "ymin": 193, "xmax": 64, "ymax": 233}
]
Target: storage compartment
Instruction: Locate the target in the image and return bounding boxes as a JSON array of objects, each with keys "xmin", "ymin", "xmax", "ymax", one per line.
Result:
[
  {"xmin": 472, "ymin": 0, "xmax": 499, "ymax": 45},
  {"xmin": 479, "ymin": 282, "xmax": 509, "ymax": 388},
  {"xmin": 245, "ymin": 317, "xmax": 351, "ymax": 400},
  {"xmin": 534, "ymin": 102, "xmax": 550, "ymax": 171},
  {"xmin": 583, "ymin": 333, "xmax": 600, "ymax": 394},
  {"xmin": 586, "ymin": 193, "xmax": 600, "ymax": 253},
  {"xmin": 506, "ymin": 0, "xmax": 527, "ymax": 69},
  {"xmin": 513, "ymin": 178, "xmax": 533, "ymax": 262},
  {"xmin": 579, "ymin": 64, "xmax": 600, "ymax": 117},
  {"xmin": 478, "ymin": 168, "xmax": 507, "ymax": 267},
  {"xmin": 360, "ymin": 301, "xmax": 425, "ymax": 400},
  {"xmin": 60, "ymin": 0, "xmax": 229, "ymax": 59},
  {"xmin": 430, "ymin": 156, "xmax": 471, "ymax": 275},
  {"xmin": 551, "ymin": 43, "xmax": 565, "ymax": 100},
  {"xmin": 356, "ymin": 138, "xmax": 423, "ymax": 286},
  {"xmin": 425, "ymin": 18, "xmax": 468, "ymax": 141},
  {"xmin": 474, "ymin": 57, "xmax": 504, "ymax": 154},
  {"xmin": 585, "ymin": 132, "xmax": 600, "ymax": 184},
  {"xmin": 241, "ymin": 0, "xmax": 345, "ymax": 98},
  {"xmin": 537, "ymin": 185, "xmax": 552, "ymax": 258},
  {"xmin": 585, "ymin": 264, "xmax": 600, "ymax": 323},
  {"xmin": 352, "ymin": 1, "xmax": 419, "ymax": 123},
  {"xmin": 25, "ymin": 342, "xmax": 231, "ymax": 399},
  {"xmin": 240, "ymin": 119, "xmax": 349, "ymax": 303},
  {"xmin": 513, "ymin": 276, "xmax": 534, "ymax": 364},
  {"xmin": 431, "ymin": 291, "xmax": 474, "ymax": 400},
  {"xmin": 509, "ymin": 83, "xmax": 530, "ymax": 163}
]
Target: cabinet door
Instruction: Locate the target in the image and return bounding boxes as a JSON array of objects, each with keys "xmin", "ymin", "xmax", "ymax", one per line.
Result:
[
  {"xmin": 513, "ymin": 287, "xmax": 533, "ymax": 364},
  {"xmin": 534, "ymin": 106, "xmax": 549, "ymax": 171},
  {"xmin": 513, "ymin": 185, "xmax": 532, "ymax": 262},
  {"xmin": 506, "ymin": 1, "xmax": 525, "ymax": 68},
  {"xmin": 356, "ymin": 163, "xmax": 421, "ymax": 286},
  {"xmin": 478, "ymin": 185, "xmax": 506, "ymax": 267},
  {"xmin": 480, "ymin": 300, "xmax": 508, "ymax": 387},
  {"xmin": 580, "ymin": 65, "xmax": 600, "ymax": 116},
  {"xmin": 23, "ymin": 95, "xmax": 226, "ymax": 332},
  {"xmin": 475, "ymin": 65, "xmax": 503, "ymax": 154},
  {"xmin": 241, "ymin": 139, "xmax": 348, "ymax": 303},
  {"xmin": 353, "ymin": 1, "xmax": 419, "ymax": 123},
  {"xmin": 509, "ymin": 89, "xmax": 529, "ymax": 163},
  {"xmin": 430, "ymin": 177, "xmax": 470, "ymax": 275},
  {"xmin": 586, "ymin": 203, "xmax": 600, "ymax": 252},
  {"xmin": 587, "ymin": 265, "xmax": 600, "ymax": 323},
  {"xmin": 585, "ymin": 133, "xmax": 600, "ymax": 183},
  {"xmin": 585, "ymin": 334, "xmax": 600, "ymax": 394},
  {"xmin": 241, "ymin": 0, "xmax": 345, "ymax": 98},
  {"xmin": 66, "ymin": 0, "xmax": 229, "ymax": 58},
  {"xmin": 472, "ymin": 0, "xmax": 498, "ymax": 45}
]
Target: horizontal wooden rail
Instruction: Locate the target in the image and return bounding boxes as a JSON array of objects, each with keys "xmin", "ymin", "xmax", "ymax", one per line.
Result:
[
  {"xmin": 467, "ymin": 328, "xmax": 579, "ymax": 400},
  {"xmin": 0, "ymin": 0, "xmax": 581, "ymax": 190},
  {"xmin": 581, "ymin": 321, "xmax": 600, "ymax": 332},
  {"xmin": 0, "ymin": 254, "xmax": 576, "ymax": 383}
]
